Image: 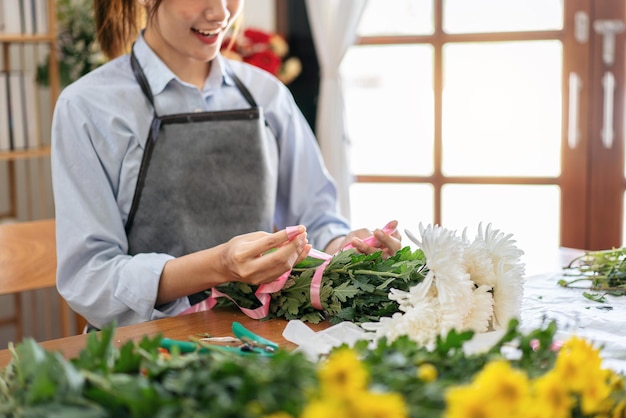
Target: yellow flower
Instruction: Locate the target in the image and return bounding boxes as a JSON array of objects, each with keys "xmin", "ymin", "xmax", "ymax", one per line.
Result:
[
  {"xmin": 554, "ymin": 336, "xmax": 603, "ymax": 393},
  {"xmin": 444, "ymin": 386, "xmax": 500, "ymax": 418},
  {"xmin": 612, "ymin": 400, "xmax": 626, "ymax": 418},
  {"xmin": 318, "ymin": 348, "xmax": 368, "ymax": 396},
  {"xmin": 580, "ymin": 378, "xmax": 613, "ymax": 416},
  {"xmin": 300, "ymin": 399, "xmax": 348, "ymax": 418},
  {"xmin": 608, "ymin": 370, "xmax": 625, "ymax": 391},
  {"xmin": 444, "ymin": 360, "xmax": 532, "ymax": 418},
  {"xmin": 531, "ymin": 370, "xmax": 574, "ymax": 418},
  {"xmin": 417, "ymin": 363, "xmax": 438, "ymax": 382},
  {"xmin": 473, "ymin": 360, "xmax": 530, "ymax": 412},
  {"xmin": 349, "ymin": 392, "xmax": 408, "ymax": 418}
]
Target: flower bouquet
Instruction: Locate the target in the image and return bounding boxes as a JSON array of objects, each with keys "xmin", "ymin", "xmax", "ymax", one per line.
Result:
[{"xmin": 213, "ymin": 223, "xmax": 525, "ymax": 348}]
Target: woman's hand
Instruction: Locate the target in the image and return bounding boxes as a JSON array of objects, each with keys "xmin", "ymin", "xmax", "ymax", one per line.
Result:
[
  {"xmin": 157, "ymin": 226, "xmax": 310, "ymax": 306},
  {"xmin": 325, "ymin": 220, "xmax": 402, "ymax": 259},
  {"xmin": 219, "ymin": 226, "xmax": 311, "ymax": 285}
]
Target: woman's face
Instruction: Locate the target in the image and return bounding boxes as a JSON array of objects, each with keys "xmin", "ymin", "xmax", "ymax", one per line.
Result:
[{"xmin": 143, "ymin": 0, "xmax": 242, "ymax": 78}]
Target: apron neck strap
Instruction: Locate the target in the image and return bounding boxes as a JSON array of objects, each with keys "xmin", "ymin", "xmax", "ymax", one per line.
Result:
[
  {"xmin": 130, "ymin": 48, "xmax": 156, "ymax": 112},
  {"xmin": 224, "ymin": 64, "xmax": 258, "ymax": 108}
]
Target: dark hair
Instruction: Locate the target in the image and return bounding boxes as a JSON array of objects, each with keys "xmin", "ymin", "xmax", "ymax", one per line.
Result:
[{"xmin": 94, "ymin": 0, "xmax": 159, "ymax": 59}]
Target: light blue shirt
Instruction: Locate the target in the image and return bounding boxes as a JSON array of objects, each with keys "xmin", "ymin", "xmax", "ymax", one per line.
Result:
[{"xmin": 51, "ymin": 36, "xmax": 350, "ymax": 328}]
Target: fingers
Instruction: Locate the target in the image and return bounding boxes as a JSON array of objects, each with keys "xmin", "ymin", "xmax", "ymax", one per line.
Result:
[
  {"xmin": 375, "ymin": 225, "xmax": 401, "ymax": 248},
  {"xmin": 269, "ymin": 225, "xmax": 307, "ymax": 250},
  {"xmin": 268, "ymin": 229, "xmax": 309, "ymax": 266},
  {"xmin": 348, "ymin": 220, "xmax": 402, "ymax": 259},
  {"xmin": 383, "ymin": 220, "xmax": 399, "ymax": 236},
  {"xmin": 222, "ymin": 226, "xmax": 310, "ymax": 285}
]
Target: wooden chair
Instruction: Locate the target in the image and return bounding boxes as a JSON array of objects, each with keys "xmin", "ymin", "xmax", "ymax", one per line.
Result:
[{"xmin": 0, "ymin": 219, "xmax": 86, "ymax": 342}]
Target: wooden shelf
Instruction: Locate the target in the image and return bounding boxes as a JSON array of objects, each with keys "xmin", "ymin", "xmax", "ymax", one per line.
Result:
[
  {"xmin": 0, "ymin": 146, "xmax": 51, "ymax": 161},
  {"xmin": 0, "ymin": 0, "xmax": 59, "ymax": 221},
  {"xmin": 0, "ymin": 34, "xmax": 56, "ymax": 43}
]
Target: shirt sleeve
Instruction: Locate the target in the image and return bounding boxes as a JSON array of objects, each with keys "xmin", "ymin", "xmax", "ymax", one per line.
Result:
[
  {"xmin": 51, "ymin": 95, "xmax": 190, "ymax": 329},
  {"xmin": 268, "ymin": 86, "xmax": 351, "ymax": 250}
]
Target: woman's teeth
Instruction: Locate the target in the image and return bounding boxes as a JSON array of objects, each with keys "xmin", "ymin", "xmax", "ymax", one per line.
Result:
[{"xmin": 192, "ymin": 28, "xmax": 220, "ymax": 36}]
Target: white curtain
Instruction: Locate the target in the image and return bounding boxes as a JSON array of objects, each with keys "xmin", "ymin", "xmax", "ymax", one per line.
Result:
[{"xmin": 305, "ymin": 0, "xmax": 368, "ymax": 220}]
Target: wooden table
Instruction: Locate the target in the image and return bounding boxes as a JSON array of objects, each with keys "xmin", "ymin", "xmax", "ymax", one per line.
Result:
[{"xmin": 0, "ymin": 308, "xmax": 330, "ymax": 367}]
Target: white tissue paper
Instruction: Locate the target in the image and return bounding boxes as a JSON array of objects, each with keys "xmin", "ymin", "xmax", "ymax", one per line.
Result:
[
  {"xmin": 282, "ymin": 320, "xmax": 371, "ymax": 361},
  {"xmin": 282, "ymin": 319, "xmax": 510, "ymax": 362}
]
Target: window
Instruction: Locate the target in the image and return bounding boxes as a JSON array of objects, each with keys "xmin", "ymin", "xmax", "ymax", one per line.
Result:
[{"xmin": 340, "ymin": 0, "xmax": 626, "ymax": 268}]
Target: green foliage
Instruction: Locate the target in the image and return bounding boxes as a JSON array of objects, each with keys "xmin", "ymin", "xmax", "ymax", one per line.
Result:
[
  {"xmin": 37, "ymin": 0, "xmax": 105, "ymax": 87},
  {"xmin": 0, "ymin": 325, "xmax": 318, "ymax": 418},
  {"xmin": 215, "ymin": 246, "xmax": 428, "ymax": 324},
  {"xmin": 0, "ymin": 320, "xmax": 569, "ymax": 418},
  {"xmin": 561, "ymin": 247, "xmax": 626, "ymax": 297}
]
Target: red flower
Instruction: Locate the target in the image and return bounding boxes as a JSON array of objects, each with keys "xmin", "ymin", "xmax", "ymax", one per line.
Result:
[
  {"xmin": 243, "ymin": 28, "xmax": 272, "ymax": 45},
  {"xmin": 244, "ymin": 50, "xmax": 282, "ymax": 75},
  {"xmin": 220, "ymin": 27, "xmax": 301, "ymax": 84}
]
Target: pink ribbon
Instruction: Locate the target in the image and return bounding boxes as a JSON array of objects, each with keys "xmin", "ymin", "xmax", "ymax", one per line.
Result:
[
  {"xmin": 308, "ymin": 221, "xmax": 397, "ymax": 310},
  {"xmin": 180, "ymin": 222, "xmax": 396, "ymax": 318}
]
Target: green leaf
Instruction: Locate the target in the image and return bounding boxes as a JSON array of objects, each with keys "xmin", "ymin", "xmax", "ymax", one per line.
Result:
[
  {"xmin": 331, "ymin": 281, "xmax": 360, "ymax": 302},
  {"xmin": 583, "ymin": 291, "xmax": 608, "ymax": 303},
  {"xmin": 73, "ymin": 326, "xmax": 117, "ymax": 374}
]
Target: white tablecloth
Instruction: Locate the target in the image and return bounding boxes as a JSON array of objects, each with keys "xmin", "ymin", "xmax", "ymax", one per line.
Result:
[{"xmin": 521, "ymin": 271, "xmax": 626, "ymax": 373}]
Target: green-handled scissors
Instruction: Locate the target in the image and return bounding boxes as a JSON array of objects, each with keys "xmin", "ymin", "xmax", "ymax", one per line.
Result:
[{"xmin": 160, "ymin": 321, "xmax": 278, "ymax": 357}]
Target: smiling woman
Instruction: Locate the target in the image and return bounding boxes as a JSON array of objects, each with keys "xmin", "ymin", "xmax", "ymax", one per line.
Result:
[{"xmin": 51, "ymin": 0, "xmax": 400, "ymax": 330}]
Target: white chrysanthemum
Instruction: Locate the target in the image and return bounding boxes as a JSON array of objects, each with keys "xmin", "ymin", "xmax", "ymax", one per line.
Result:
[
  {"xmin": 463, "ymin": 285, "xmax": 494, "ymax": 333},
  {"xmin": 471, "ymin": 223, "xmax": 525, "ymax": 329},
  {"xmin": 417, "ymin": 223, "xmax": 463, "ymax": 273},
  {"xmin": 362, "ymin": 295, "xmax": 442, "ymax": 349},
  {"xmin": 389, "ymin": 285, "xmax": 436, "ymax": 312},
  {"xmin": 374, "ymin": 223, "xmax": 525, "ymax": 347},
  {"xmin": 437, "ymin": 272, "xmax": 474, "ymax": 335},
  {"xmin": 418, "ymin": 224, "xmax": 474, "ymax": 331},
  {"xmin": 462, "ymin": 228, "xmax": 497, "ymax": 287},
  {"xmin": 492, "ymin": 259, "xmax": 525, "ymax": 329},
  {"xmin": 390, "ymin": 224, "xmax": 475, "ymax": 336},
  {"xmin": 478, "ymin": 223, "xmax": 525, "ymax": 269}
]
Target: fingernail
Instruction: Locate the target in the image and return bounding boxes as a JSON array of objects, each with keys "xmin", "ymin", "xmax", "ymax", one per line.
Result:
[
  {"xmin": 298, "ymin": 235, "xmax": 307, "ymax": 247},
  {"xmin": 286, "ymin": 225, "xmax": 306, "ymax": 240}
]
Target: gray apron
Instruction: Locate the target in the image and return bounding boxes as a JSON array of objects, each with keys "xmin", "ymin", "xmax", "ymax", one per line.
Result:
[{"xmin": 126, "ymin": 51, "xmax": 278, "ymax": 305}]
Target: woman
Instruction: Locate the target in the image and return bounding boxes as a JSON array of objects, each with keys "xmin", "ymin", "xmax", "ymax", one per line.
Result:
[{"xmin": 52, "ymin": 0, "xmax": 401, "ymax": 329}]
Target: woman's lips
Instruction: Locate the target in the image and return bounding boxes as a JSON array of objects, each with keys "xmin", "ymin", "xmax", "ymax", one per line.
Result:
[{"xmin": 191, "ymin": 27, "xmax": 221, "ymax": 44}]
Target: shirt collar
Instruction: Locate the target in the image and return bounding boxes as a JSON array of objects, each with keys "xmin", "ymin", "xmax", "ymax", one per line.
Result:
[
  {"xmin": 204, "ymin": 54, "xmax": 237, "ymax": 93},
  {"xmin": 132, "ymin": 34, "xmax": 236, "ymax": 96}
]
